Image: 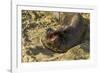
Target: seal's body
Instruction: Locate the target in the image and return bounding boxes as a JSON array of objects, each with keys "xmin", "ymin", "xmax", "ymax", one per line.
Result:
[{"xmin": 41, "ymin": 13, "xmax": 88, "ymax": 53}]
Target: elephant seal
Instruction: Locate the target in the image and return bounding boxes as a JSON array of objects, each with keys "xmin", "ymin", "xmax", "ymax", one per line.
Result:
[{"xmin": 41, "ymin": 13, "xmax": 88, "ymax": 53}]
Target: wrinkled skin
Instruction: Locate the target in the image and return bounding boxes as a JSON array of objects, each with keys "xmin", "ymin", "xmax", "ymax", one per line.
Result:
[{"xmin": 41, "ymin": 13, "xmax": 88, "ymax": 53}]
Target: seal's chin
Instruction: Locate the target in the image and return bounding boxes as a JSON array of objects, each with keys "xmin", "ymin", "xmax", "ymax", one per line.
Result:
[{"xmin": 41, "ymin": 37, "xmax": 67, "ymax": 53}]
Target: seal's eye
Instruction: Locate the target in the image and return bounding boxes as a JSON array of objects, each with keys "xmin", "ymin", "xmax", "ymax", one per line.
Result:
[{"xmin": 46, "ymin": 28, "xmax": 54, "ymax": 33}]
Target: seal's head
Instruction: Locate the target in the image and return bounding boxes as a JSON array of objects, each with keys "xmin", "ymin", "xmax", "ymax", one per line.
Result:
[{"xmin": 45, "ymin": 28, "xmax": 61, "ymax": 46}]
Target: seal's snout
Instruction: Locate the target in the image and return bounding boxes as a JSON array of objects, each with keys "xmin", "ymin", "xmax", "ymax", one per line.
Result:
[{"xmin": 45, "ymin": 28, "xmax": 54, "ymax": 38}]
